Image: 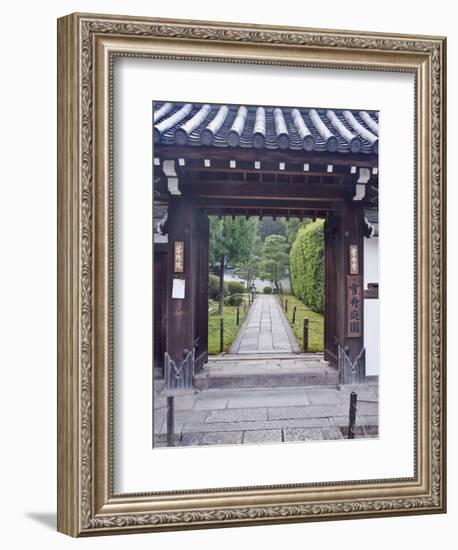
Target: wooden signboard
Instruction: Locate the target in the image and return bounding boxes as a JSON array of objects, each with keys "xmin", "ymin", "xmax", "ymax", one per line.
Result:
[
  {"xmin": 349, "ymin": 244, "xmax": 359, "ymax": 274},
  {"xmin": 347, "ymin": 275, "xmax": 362, "ymax": 337},
  {"xmin": 173, "ymin": 240, "xmax": 184, "ymax": 273}
]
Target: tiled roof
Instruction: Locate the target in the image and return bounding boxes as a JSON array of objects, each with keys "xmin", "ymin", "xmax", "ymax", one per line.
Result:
[{"xmin": 153, "ymin": 102, "xmax": 379, "ymax": 154}]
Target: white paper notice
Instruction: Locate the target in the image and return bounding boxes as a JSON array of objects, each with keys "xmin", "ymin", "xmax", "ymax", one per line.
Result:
[{"xmin": 172, "ymin": 278, "xmax": 185, "ymax": 299}]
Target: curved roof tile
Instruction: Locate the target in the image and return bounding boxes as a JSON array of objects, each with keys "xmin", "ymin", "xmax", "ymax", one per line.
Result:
[{"xmin": 153, "ymin": 102, "xmax": 379, "ymax": 154}]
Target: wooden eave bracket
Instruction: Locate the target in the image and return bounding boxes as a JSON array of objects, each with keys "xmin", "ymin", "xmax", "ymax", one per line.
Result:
[
  {"xmin": 163, "ymin": 159, "xmax": 181, "ymax": 195},
  {"xmin": 353, "ymin": 167, "xmax": 371, "ymax": 201}
]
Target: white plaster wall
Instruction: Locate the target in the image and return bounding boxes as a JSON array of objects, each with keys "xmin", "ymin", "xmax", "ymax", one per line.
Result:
[
  {"xmin": 364, "ymin": 299, "xmax": 380, "ymax": 376},
  {"xmin": 364, "ymin": 237, "xmax": 379, "ymax": 287},
  {"xmin": 364, "ymin": 237, "xmax": 379, "ymax": 375}
]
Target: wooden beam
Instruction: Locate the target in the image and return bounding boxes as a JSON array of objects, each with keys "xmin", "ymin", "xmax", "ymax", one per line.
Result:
[
  {"xmin": 181, "ymin": 166, "xmax": 354, "ymax": 178},
  {"xmin": 195, "ymin": 197, "xmax": 345, "ymax": 211},
  {"xmin": 171, "ymin": 156, "xmax": 370, "ymax": 174},
  {"xmin": 204, "ymin": 208, "xmax": 328, "ymax": 218},
  {"xmin": 155, "ymin": 144, "xmax": 378, "ymax": 167},
  {"xmin": 181, "ymin": 181, "xmax": 353, "ymax": 201}
]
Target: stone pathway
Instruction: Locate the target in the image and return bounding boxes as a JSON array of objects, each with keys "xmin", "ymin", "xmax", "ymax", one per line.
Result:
[
  {"xmin": 229, "ymin": 295, "xmax": 300, "ymax": 354},
  {"xmin": 153, "ymin": 383, "xmax": 379, "ymax": 447}
]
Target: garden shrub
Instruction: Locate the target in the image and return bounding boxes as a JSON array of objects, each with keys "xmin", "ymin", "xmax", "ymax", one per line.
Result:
[
  {"xmin": 208, "ymin": 274, "xmax": 228, "ymax": 300},
  {"xmin": 227, "ymin": 281, "xmax": 245, "ymax": 295},
  {"xmin": 289, "ymin": 220, "xmax": 324, "ymax": 314},
  {"xmin": 263, "ymin": 286, "xmax": 273, "ymax": 294},
  {"xmin": 226, "ymin": 294, "xmax": 243, "ymax": 306}
]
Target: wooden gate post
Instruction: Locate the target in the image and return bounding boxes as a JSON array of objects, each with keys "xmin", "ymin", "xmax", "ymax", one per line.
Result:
[
  {"xmin": 326, "ymin": 204, "xmax": 366, "ymax": 382},
  {"xmin": 166, "ymin": 197, "xmax": 197, "ymax": 367},
  {"xmin": 338, "ymin": 204, "xmax": 366, "ymax": 383},
  {"xmin": 303, "ymin": 318, "xmax": 309, "ymax": 353}
]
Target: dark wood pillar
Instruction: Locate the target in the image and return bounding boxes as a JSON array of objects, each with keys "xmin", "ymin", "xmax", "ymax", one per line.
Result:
[
  {"xmin": 193, "ymin": 209, "xmax": 209, "ymax": 371},
  {"xmin": 324, "ymin": 213, "xmax": 339, "ymax": 365},
  {"xmin": 153, "ymin": 247, "xmax": 167, "ymax": 378},
  {"xmin": 325, "ymin": 203, "xmax": 365, "ymax": 382},
  {"xmin": 166, "ymin": 196, "xmax": 196, "ymax": 366},
  {"xmin": 336, "ymin": 203, "xmax": 366, "ymax": 383}
]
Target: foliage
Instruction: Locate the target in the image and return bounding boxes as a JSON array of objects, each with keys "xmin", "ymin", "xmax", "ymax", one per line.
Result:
[
  {"xmin": 227, "ymin": 281, "xmax": 245, "ymax": 295},
  {"xmin": 258, "ymin": 234, "xmax": 290, "ymax": 290},
  {"xmin": 226, "ymin": 294, "xmax": 244, "ymax": 306},
  {"xmin": 208, "ymin": 274, "xmax": 227, "ymax": 300},
  {"xmin": 289, "ymin": 220, "xmax": 325, "ymax": 314},
  {"xmin": 209, "ymin": 216, "xmax": 257, "ymax": 312},
  {"xmin": 263, "ymin": 286, "xmax": 272, "ymax": 294},
  {"xmin": 283, "ymin": 218, "xmax": 312, "ymax": 245},
  {"xmin": 258, "ymin": 217, "xmax": 285, "ymax": 241},
  {"xmin": 209, "ymin": 217, "xmax": 257, "ymax": 267},
  {"xmin": 280, "ymin": 294, "xmax": 324, "ymax": 352},
  {"xmin": 208, "ymin": 304, "xmax": 247, "ymax": 354},
  {"xmin": 234, "ymin": 256, "xmax": 259, "ymax": 289}
]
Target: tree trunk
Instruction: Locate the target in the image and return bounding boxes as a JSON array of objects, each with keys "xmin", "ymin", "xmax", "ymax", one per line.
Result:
[{"xmin": 218, "ymin": 255, "xmax": 225, "ymax": 314}]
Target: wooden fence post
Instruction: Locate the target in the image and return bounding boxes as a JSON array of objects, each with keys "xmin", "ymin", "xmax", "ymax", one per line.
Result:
[
  {"xmin": 236, "ymin": 307, "xmax": 240, "ymax": 325},
  {"xmin": 348, "ymin": 391, "xmax": 357, "ymax": 439},
  {"xmin": 303, "ymin": 318, "xmax": 309, "ymax": 352},
  {"xmin": 219, "ymin": 318, "xmax": 224, "ymax": 353},
  {"xmin": 285, "ymin": 298, "xmax": 288, "ymax": 312},
  {"xmin": 166, "ymin": 396, "xmax": 175, "ymax": 447},
  {"xmin": 292, "ymin": 306, "xmax": 297, "ymax": 325}
]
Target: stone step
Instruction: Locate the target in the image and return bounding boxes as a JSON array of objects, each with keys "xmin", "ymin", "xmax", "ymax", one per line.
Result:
[
  {"xmin": 208, "ymin": 353, "xmax": 324, "ymax": 362},
  {"xmin": 193, "ymin": 367, "xmax": 339, "ymax": 390}
]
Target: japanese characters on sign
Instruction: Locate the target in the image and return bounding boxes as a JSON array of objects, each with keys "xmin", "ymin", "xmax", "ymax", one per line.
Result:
[
  {"xmin": 174, "ymin": 241, "xmax": 184, "ymax": 273},
  {"xmin": 349, "ymin": 244, "xmax": 359, "ymax": 275},
  {"xmin": 347, "ymin": 275, "xmax": 362, "ymax": 337}
]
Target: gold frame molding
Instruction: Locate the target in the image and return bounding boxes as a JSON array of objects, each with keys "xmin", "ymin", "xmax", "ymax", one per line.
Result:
[{"xmin": 57, "ymin": 12, "xmax": 446, "ymax": 537}]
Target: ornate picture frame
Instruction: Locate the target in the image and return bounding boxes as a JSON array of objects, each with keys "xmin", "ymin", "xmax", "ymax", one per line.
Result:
[{"xmin": 57, "ymin": 12, "xmax": 446, "ymax": 536}]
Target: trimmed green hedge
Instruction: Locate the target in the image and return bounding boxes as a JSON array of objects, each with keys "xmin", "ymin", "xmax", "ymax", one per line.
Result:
[
  {"xmin": 289, "ymin": 220, "xmax": 324, "ymax": 314},
  {"xmin": 227, "ymin": 281, "xmax": 245, "ymax": 295}
]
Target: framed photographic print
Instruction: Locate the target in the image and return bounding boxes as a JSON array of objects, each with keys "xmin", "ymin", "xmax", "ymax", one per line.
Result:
[{"xmin": 57, "ymin": 13, "xmax": 446, "ymax": 536}]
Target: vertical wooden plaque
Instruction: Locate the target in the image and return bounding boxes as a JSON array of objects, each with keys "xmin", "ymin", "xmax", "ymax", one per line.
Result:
[
  {"xmin": 347, "ymin": 275, "xmax": 362, "ymax": 337},
  {"xmin": 174, "ymin": 241, "xmax": 184, "ymax": 273}
]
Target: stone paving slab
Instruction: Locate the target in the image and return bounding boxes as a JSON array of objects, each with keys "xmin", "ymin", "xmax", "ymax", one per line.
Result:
[
  {"xmin": 359, "ymin": 415, "xmax": 379, "ymax": 425},
  {"xmin": 226, "ymin": 388, "xmax": 311, "ymax": 408},
  {"xmin": 180, "ymin": 433, "xmax": 206, "ymax": 446},
  {"xmin": 154, "ymin": 434, "xmax": 181, "ymax": 447},
  {"xmin": 243, "ymin": 429, "xmax": 282, "ymax": 444},
  {"xmin": 153, "ymin": 384, "xmax": 379, "ymax": 447},
  {"xmin": 321, "ymin": 426, "xmax": 345, "ymax": 440},
  {"xmin": 194, "ymin": 397, "xmax": 229, "ymax": 410},
  {"xmin": 201, "ymin": 432, "xmax": 244, "ymax": 445},
  {"xmin": 183, "ymin": 416, "xmax": 331, "ymax": 434},
  {"xmin": 330, "ymin": 415, "xmax": 371, "ymax": 427},
  {"xmin": 284, "ymin": 427, "xmax": 324, "ymax": 441},
  {"xmin": 268, "ymin": 404, "xmax": 349, "ymax": 420},
  {"xmin": 305, "ymin": 388, "xmax": 347, "ymax": 405},
  {"xmin": 205, "ymin": 407, "xmax": 268, "ymax": 423},
  {"xmin": 156, "ymin": 420, "xmax": 185, "ymax": 436}
]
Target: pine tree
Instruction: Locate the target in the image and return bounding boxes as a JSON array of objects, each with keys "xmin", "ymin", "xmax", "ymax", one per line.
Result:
[
  {"xmin": 258, "ymin": 234, "xmax": 290, "ymax": 291},
  {"xmin": 209, "ymin": 217, "xmax": 257, "ymax": 313}
]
